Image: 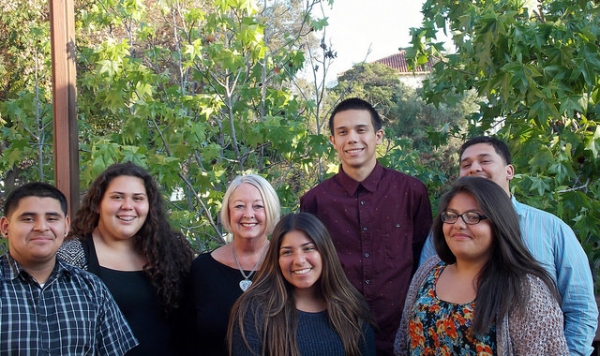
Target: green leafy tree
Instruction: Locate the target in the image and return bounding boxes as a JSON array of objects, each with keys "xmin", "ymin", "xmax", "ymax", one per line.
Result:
[
  {"xmin": 0, "ymin": 0, "xmax": 334, "ymax": 251},
  {"xmin": 392, "ymin": 84, "xmax": 477, "ymax": 150},
  {"xmin": 332, "ymin": 62, "xmax": 400, "ymax": 120},
  {"xmin": 409, "ymin": 0, "xmax": 600, "ymax": 289},
  {"xmin": 0, "ymin": 0, "xmax": 55, "ymax": 188}
]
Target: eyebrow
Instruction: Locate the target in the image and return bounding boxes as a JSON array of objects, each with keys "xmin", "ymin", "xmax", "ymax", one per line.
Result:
[
  {"xmin": 18, "ymin": 211, "xmax": 63, "ymax": 218},
  {"xmin": 280, "ymin": 242, "xmax": 315, "ymax": 250},
  {"xmin": 335, "ymin": 124, "xmax": 369, "ymax": 130},
  {"xmin": 461, "ymin": 153, "xmax": 493, "ymax": 162},
  {"xmin": 108, "ymin": 191, "xmax": 147, "ymax": 196},
  {"xmin": 233, "ymin": 199, "xmax": 263, "ymax": 204}
]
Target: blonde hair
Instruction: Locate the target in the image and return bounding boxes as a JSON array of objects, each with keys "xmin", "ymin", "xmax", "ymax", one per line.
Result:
[{"xmin": 219, "ymin": 174, "xmax": 280, "ymax": 238}]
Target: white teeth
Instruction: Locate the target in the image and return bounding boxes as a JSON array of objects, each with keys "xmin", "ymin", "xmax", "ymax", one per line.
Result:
[
  {"xmin": 118, "ymin": 216, "xmax": 135, "ymax": 221},
  {"xmin": 241, "ymin": 223, "xmax": 257, "ymax": 227},
  {"xmin": 293, "ymin": 268, "xmax": 311, "ymax": 275}
]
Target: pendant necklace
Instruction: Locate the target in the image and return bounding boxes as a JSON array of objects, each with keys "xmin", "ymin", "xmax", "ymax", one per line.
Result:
[{"xmin": 232, "ymin": 242, "xmax": 269, "ymax": 292}]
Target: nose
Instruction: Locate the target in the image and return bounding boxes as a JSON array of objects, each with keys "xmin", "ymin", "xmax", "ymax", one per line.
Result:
[
  {"xmin": 468, "ymin": 161, "xmax": 482, "ymax": 174},
  {"xmin": 243, "ymin": 207, "xmax": 255, "ymax": 218},
  {"xmin": 34, "ymin": 219, "xmax": 49, "ymax": 232},
  {"xmin": 452, "ymin": 216, "xmax": 467, "ymax": 230},
  {"xmin": 347, "ymin": 129, "xmax": 359, "ymax": 143},
  {"xmin": 120, "ymin": 197, "xmax": 134, "ymax": 210},
  {"xmin": 293, "ymin": 253, "xmax": 306, "ymax": 265}
]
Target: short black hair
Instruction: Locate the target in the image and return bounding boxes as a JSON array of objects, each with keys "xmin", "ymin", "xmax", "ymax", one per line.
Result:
[
  {"xmin": 328, "ymin": 98, "xmax": 382, "ymax": 135},
  {"xmin": 3, "ymin": 182, "xmax": 68, "ymax": 217},
  {"xmin": 459, "ymin": 136, "xmax": 512, "ymax": 164}
]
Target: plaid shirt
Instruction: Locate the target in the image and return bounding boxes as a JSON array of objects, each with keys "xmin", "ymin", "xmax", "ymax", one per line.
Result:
[{"xmin": 0, "ymin": 253, "xmax": 138, "ymax": 355}]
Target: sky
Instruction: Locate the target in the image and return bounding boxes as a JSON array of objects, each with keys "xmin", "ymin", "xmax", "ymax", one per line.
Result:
[{"xmin": 317, "ymin": 0, "xmax": 426, "ymax": 83}]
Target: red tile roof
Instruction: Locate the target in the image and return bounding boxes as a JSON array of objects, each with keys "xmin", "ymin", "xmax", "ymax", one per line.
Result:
[{"xmin": 373, "ymin": 50, "xmax": 433, "ymax": 73}]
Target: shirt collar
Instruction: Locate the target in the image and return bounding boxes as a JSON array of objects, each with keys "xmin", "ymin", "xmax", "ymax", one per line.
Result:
[
  {"xmin": 337, "ymin": 161, "xmax": 384, "ymax": 195},
  {"xmin": 0, "ymin": 253, "xmax": 71, "ymax": 284}
]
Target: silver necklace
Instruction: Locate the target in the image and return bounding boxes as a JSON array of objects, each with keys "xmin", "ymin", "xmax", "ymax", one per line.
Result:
[{"xmin": 232, "ymin": 243, "xmax": 269, "ymax": 292}]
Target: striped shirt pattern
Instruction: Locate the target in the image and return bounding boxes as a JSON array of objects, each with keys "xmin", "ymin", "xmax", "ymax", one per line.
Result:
[{"xmin": 0, "ymin": 254, "xmax": 138, "ymax": 355}]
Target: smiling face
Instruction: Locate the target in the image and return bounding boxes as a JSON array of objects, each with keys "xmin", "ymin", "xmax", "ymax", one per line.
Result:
[
  {"xmin": 329, "ymin": 109, "xmax": 383, "ymax": 175},
  {"xmin": 442, "ymin": 192, "xmax": 494, "ymax": 264},
  {"xmin": 278, "ymin": 230, "xmax": 323, "ymax": 294},
  {"xmin": 97, "ymin": 175, "xmax": 149, "ymax": 242},
  {"xmin": 459, "ymin": 143, "xmax": 514, "ymax": 195},
  {"xmin": 228, "ymin": 183, "xmax": 267, "ymax": 241},
  {"xmin": 1, "ymin": 196, "xmax": 70, "ymax": 270}
]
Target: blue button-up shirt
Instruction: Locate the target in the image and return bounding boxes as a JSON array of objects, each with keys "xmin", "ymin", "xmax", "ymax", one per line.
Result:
[{"xmin": 0, "ymin": 253, "xmax": 138, "ymax": 355}]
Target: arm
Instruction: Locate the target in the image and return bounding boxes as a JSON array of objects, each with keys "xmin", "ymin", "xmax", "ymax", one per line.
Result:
[
  {"xmin": 508, "ymin": 276, "xmax": 569, "ymax": 356},
  {"xmin": 515, "ymin": 198, "xmax": 598, "ymax": 355},
  {"xmin": 96, "ymin": 281, "xmax": 139, "ymax": 355},
  {"xmin": 552, "ymin": 221, "xmax": 597, "ymax": 356},
  {"xmin": 299, "ymin": 190, "xmax": 316, "ymax": 214},
  {"xmin": 231, "ymin": 311, "xmax": 263, "ymax": 356},
  {"xmin": 360, "ymin": 322, "xmax": 377, "ymax": 356},
  {"xmin": 393, "ymin": 256, "xmax": 440, "ymax": 356},
  {"xmin": 411, "ymin": 183, "xmax": 433, "ymax": 273},
  {"xmin": 418, "ymin": 231, "xmax": 435, "ymax": 266}
]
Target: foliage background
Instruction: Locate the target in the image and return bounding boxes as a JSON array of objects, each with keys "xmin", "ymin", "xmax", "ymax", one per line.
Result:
[
  {"xmin": 0, "ymin": 0, "xmax": 598, "ymax": 290},
  {"xmin": 408, "ymin": 0, "xmax": 600, "ymax": 289}
]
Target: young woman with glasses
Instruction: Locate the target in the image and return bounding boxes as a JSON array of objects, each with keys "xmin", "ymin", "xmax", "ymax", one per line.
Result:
[{"xmin": 394, "ymin": 176, "xmax": 569, "ymax": 356}]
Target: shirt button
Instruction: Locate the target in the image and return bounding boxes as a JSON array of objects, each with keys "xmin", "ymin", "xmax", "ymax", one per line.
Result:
[
  {"xmin": 360, "ymin": 201, "xmax": 365, "ymax": 205},
  {"xmin": 396, "ymin": 223, "xmax": 401, "ymax": 228},
  {"xmin": 362, "ymin": 227, "xmax": 367, "ymax": 231},
  {"xmin": 364, "ymin": 253, "xmax": 370, "ymax": 258},
  {"xmin": 365, "ymin": 280, "xmax": 371, "ymax": 285}
]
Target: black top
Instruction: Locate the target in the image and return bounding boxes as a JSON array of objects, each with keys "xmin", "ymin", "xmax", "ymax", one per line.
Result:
[
  {"xmin": 186, "ymin": 252, "xmax": 251, "ymax": 356},
  {"xmin": 86, "ymin": 239, "xmax": 177, "ymax": 356}
]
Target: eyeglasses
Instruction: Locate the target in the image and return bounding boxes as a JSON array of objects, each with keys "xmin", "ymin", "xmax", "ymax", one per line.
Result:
[{"xmin": 441, "ymin": 211, "xmax": 488, "ymax": 225}]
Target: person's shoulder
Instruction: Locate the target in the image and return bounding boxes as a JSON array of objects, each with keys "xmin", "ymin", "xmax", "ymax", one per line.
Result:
[
  {"xmin": 513, "ymin": 199, "xmax": 572, "ymax": 229},
  {"xmin": 58, "ymin": 238, "xmax": 84, "ymax": 253},
  {"xmin": 381, "ymin": 167, "xmax": 429, "ymax": 194},
  {"xmin": 0, "ymin": 254, "xmax": 9, "ymax": 275},
  {"xmin": 57, "ymin": 259, "xmax": 109, "ymax": 291},
  {"xmin": 514, "ymin": 199, "xmax": 557, "ymax": 217},
  {"xmin": 301, "ymin": 175, "xmax": 337, "ymax": 196},
  {"xmin": 522, "ymin": 273, "xmax": 556, "ymax": 300},
  {"xmin": 57, "ymin": 238, "xmax": 88, "ymax": 269},
  {"xmin": 382, "ymin": 166, "xmax": 424, "ymax": 182},
  {"xmin": 191, "ymin": 250, "xmax": 217, "ymax": 268}
]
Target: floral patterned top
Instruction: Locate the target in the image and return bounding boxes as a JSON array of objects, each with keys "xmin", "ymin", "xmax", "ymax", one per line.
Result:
[{"xmin": 407, "ymin": 263, "xmax": 496, "ymax": 355}]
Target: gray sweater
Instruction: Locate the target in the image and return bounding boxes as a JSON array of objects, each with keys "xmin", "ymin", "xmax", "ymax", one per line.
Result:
[{"xmin": 394, "ymin": 256, "xmax": 569, "ymax": 356}]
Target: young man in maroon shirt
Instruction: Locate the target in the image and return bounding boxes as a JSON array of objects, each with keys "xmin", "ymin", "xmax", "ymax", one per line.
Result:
[{"xmin": 300, "ymin": 98, "xmax": 432, "ymax": 355}]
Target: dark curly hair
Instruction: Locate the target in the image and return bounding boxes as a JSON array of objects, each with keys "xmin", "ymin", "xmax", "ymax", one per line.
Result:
[{"xmin": 68, "ymin": 162, "xmax": 194, "ymax": 313}]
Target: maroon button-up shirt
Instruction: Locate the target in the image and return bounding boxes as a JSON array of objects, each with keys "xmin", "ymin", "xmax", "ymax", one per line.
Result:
[{"xmin": 300, "ymin": 162, "xmax": 432, "ymax": 356}]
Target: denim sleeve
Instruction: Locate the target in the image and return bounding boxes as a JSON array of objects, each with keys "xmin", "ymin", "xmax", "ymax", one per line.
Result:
[{"xmin": 418, "ymin": 231, "xmax": 436, "ymax": 266}]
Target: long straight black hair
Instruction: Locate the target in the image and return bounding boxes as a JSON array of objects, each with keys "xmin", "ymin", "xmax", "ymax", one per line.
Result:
[
  {"xmin": 432, "ymin": 176, "xmax": 560, "ymax": 334},
  {"xmin": 228, "ymin": 212, "xmax": 373, "ymax": 355}
]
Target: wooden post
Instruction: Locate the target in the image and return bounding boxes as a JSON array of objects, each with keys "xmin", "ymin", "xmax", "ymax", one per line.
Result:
[{"xmin": 50, "ymin": 0, "xmax": 79, "ymax": 216}]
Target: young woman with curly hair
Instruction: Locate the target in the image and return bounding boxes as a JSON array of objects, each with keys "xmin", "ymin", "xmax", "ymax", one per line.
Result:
[{"xmin": 57, "ymin": 161, "xmax": 194, "ymax": 356}]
